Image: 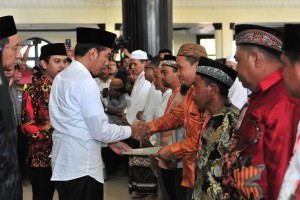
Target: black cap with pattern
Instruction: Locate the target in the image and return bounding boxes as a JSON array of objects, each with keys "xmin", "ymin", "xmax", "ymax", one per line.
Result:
[
  {"xmin": 282, "ymin": 24, "xmax": 300, "ymax": 53},
  {"xmin": 0, "ymin": 16, "xmax": 17, "ymax": 38},
  {"xmin": 235, "ymin": 24, "xmax": 283, "ymax": 52},
  {"xmin": 196, "ymin": 57, "xmax": 237, "ymax": 89},
  {"xmin": 76, "ymin": 27, "xmax": 116, "ymax": 49},
  {"xmin": 162, "ymin": 55, "xmax": 177, "ymax": 68}
]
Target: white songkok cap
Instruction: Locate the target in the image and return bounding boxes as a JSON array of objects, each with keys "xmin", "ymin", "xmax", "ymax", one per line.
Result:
[{"xmin": 130, "ymin": 50, "xmax": 148, "ymax": 60}]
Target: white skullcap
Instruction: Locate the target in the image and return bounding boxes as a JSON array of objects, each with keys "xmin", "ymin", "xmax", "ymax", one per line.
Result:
[
  {"xmin": 130, "ymin": 50, "xmax": 148, "ymax": 60},
  {"xmin": 226, "ymin": 55, "xmax": 236, "ymax": 63}
]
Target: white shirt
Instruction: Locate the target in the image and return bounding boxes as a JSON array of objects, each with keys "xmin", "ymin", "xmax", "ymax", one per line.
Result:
[
  {"xmin": 143, "ymin": 83, "xmax": 162, "ymax": 123},
  {"xmin": 278, "ymin": 121, "xmax": 300, "ymax": 200},
  {"xmin": 49, "ymin": 60, "xmax": 131, "ymax": 183},
  {"xmin": 94, "ymin": 78, "xmax": 111, "ymax": 106},
  {"xmin": 94, "ymin": 77, "xmax": 111, "ymax": 92},
  {"xmin": 152, "ymin": 89, "xmax": 172, "ymax": 146},
  {"xmin": 228, "ymin": 77, "xmax": 248, "ymax": 109},
  {"xmin": 125, "ymin": 71, "xmax": 151, "ymax": 125}
]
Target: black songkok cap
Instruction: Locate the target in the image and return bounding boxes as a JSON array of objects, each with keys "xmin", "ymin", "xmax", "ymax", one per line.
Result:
[
  {"xmin": 0, "ymin": 16, "xmax": 17, "ymax": 38},
  {"xmin": 235, "ymin": 24, "xmax": 283, "ymax": 52},
  {"xmin": 76, "ymin": 27, "xmax": 116, "ymax": 49},
  {"xmin": 162, "ymin": 55, "xmax": 177, "ymax": 68},
  {"xmin": 40, "ymin": 43, "xmax": 67, "ymax": 59},
  {"xmin": 282, "ymin": 24, "xmax": 300, "ymax": 53},
  {"xmin": 196, "ymin": 57, "xmax": 237, "ymax": 89}
]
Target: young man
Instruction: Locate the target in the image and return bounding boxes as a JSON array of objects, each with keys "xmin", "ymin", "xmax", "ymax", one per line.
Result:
[
  {"xmin": 21, "ymin": 43, "xmax": 68, "ymax": 200},
  {"xmin": 191, "ymin": 57, "xmax": 239, "ymax": 199},
  {"xmin": 158, "ymin": 55, "xmax": 186, "ymax": 200},
  {"xmin": 49, "ymin": 28, "xmax": 133, "ymax": 200},
  {"xmin": 222, "ymin": 24, "xmax": 300, "ymax": 200},
  {"xmin": 0, "ymin": 15, "xmax": 23, "ymax": 200},
  {"xmin": 136, "ymin": 57, "xmax": 162, "ymax": 127},
  {"xmin": 278, "ymin": 24, "xmax": 300, "ymax": 200},
  {"xmin": 136, "ymin": 43, "xmax": 208, "ymax": 199}
]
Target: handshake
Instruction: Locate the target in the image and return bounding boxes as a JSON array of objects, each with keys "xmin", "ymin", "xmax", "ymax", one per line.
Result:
[{"xmin": 131, "ymin": 120, "xmax": 150, "ymax": 141}]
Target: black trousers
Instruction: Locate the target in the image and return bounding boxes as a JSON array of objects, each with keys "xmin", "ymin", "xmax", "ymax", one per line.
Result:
[
  {"xmin": 161, "ymin": 167, "xmax": 190, "ymax": 200},
  {"xmin": 54, "ymin": 176, "xmax": 103, "ymax": 200},
  {"xmin": 30, "ymin": 167, "xmax": 55, "ymax": 200}
]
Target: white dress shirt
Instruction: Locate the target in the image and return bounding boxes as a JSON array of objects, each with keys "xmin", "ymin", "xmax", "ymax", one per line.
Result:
[
  {"xmin": 152, "ymin": 89, "xmax": 172, "ymax": 146},
  {"xmin": 278, "ymin": 121, "xmax": 300, "ymax": 199},
  {"xmin": 125, "ymin": 71, "xmax": 151, "ymax": 125},
  {"xmin": 143, "ymin": 83, "xmax": 162, "ymax": 123},
  {"xmin": 49, "ymin": 60, "xmax": 131, "ymax": 183},
  {"xmin": 228, "ymin": 77, "xmax": 248, "ymax": 109}
]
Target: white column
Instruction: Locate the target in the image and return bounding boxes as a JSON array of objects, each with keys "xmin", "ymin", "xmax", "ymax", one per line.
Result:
[{"xmin": 213, "ymin": 23, "xmax": 223, "ymax": 59}]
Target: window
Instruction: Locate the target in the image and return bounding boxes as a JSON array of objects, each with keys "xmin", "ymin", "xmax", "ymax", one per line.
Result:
[
  {"xmin": 20, "ymin": 37, "xmax": 50, "ymax": 68},
  {"xmin": 197, "ymin": 35, "xmax": 216, "ymax": 59}
]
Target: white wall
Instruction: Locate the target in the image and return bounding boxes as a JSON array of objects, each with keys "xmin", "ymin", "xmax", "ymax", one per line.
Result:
[{"xmin": 2, "ymin": 6, "xmax": 300, "ymax": 57}]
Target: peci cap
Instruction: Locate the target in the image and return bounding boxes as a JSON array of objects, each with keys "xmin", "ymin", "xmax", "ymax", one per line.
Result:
[
  {"xmin": 130, "ymin": 50, "xmax": 148, "ymax": 60},
  {"xmin": 282, "ymin": 24, "xmax": 300, "ymax": 53},
  {"xmin": 235, "ymin": 24, "xmax": 283, "ymax": 52},
  {"xmin": 0, "ymin": 15, "xmax": 17, "ymax": 38},
  {"xmin": 40, "ymin": 43, "xmax": 67, "ymax": 60},
  {"xmin": 162, "ymin": 55, "xmax": 177, "ymax": 69},
  {"xmin": 76, "ymin": 27, "xmax": 116, "ymax": 49},
  {"xmin": 196, "ymin": 57, "xmax": 237, "ymax": 89},
  {"xmin": 177, "ymin": 43, "xmax": 207, "ymax": 58},
  {"xmin": 110, "ymin": 78, "xmax": 124, "ymax": 89}
]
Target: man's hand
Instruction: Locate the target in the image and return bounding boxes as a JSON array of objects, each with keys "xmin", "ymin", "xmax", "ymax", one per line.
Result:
[
  {"xmin": 131, "ymin": 120, "xmax": 149, "ymax": 140},
  {"xmin": 108, "ymin": 141, "xmax": 132, "ymax": 155},
  {"xmin": 152, "ymin": 145, "xmax": 174, "ymax": 160}
]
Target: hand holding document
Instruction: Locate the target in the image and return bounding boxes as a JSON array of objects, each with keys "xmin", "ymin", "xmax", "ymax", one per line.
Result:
[{"xmin": 122, "ymin": 146, "xmax": 161, "ymax": 156}]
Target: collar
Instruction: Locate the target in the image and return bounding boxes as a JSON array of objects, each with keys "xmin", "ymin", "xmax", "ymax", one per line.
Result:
[
  {"xmin": 255, "ymin": 68, "xmax": 282, "ymax": 93},
  {"xmin": 38, "ymin": 74, "xmax": 52, "ymax": 86},
  {"xmin": 137, "ymin": 71, "xmax": 145, "ymax": 80},
  {"xmin": 73, "ymin": 60, "xmax": 92, "ymax": 76}
]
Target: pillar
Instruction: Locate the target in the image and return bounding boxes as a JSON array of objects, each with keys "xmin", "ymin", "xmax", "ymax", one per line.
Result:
[{"xmin": 122, "ymin": 0, "xmax": 173, "ymax": 56}]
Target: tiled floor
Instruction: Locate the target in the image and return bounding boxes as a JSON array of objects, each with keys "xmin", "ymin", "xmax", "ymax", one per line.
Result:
[{"xmin": 23, "ymin": 174, "xmax": 156, "ymax": 200}]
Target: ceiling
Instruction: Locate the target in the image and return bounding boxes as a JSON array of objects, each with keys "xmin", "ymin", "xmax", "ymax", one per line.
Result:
[
  {"xmin": 5, "ymin": 0, "xmax": 293, "ymax": 35},
  {"xmin": 1, "ymin": 0, "xmax": 300, "ymax": 8}
]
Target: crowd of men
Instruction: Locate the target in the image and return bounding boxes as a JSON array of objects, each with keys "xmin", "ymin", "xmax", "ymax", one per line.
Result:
[{"xmin": 1, "ymin": 14, "xmax": 300, "ymax": 200}]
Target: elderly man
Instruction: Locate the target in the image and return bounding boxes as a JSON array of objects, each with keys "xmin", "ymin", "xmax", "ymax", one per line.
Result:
[
  {"xmin": 49, "ymin": 28, "xmax": 133, "ymax": 200},
  {"xmin": 21, "ymin": 43, "xmax": 68, "ymax": 200},
  {"xmin": 124, "ymin": 50, "xmax": 151, "ymax": 125},
  {"xmin": 191, "ymin": 57, "xmax": 239, "ymax": 199},
  {"xmin": 0, "ymin": 15, "xmax": 23, "ymax": 200},
  {"xmin": 222, "ymin": 24, "xmax": 300, "ymax": 200},
  {"xmin": 278, "ymin": 24, "xmax": 300, "ymax": 200}
]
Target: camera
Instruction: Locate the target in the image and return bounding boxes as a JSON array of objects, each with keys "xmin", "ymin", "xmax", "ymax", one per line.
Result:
[
  {"xmin": 65, "ymin": 39, "xmax": 71, "ymax": 48},
  {"xmin": 115, "ymin": 35, "xmax": 129, "ymax": 50}
]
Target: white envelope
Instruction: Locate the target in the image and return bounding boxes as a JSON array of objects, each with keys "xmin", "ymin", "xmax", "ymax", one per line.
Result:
[{"xmin": 122, "ymin": 146, "xmax": 161, "ymax": 156}]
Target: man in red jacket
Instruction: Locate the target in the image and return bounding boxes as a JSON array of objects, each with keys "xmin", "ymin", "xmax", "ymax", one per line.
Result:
[{"xmin": 222, "ymin": 24, "xmax": 300, "ymax": 200}]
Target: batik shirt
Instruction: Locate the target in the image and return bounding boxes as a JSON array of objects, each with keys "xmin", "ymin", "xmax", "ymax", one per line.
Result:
[
  {"xmin": 21, "ymin": 75, "xmax": 53, "ymax": 168},
  {"xmin": 222, "ymin": 69, "xmax": 300, "ymax": 200},
  {"xmin": 192, "ymin": 99, "xmax": 239, "ymax": 200}
]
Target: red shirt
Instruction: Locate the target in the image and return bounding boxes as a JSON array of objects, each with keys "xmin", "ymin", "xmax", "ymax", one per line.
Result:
[
  {"xmin": 21, "ymin": 75, "xmax": 53, "ymax": 168},
  {"xmin": 223, "ymin": 69, "xmax": 300, "ymax": 199}
]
